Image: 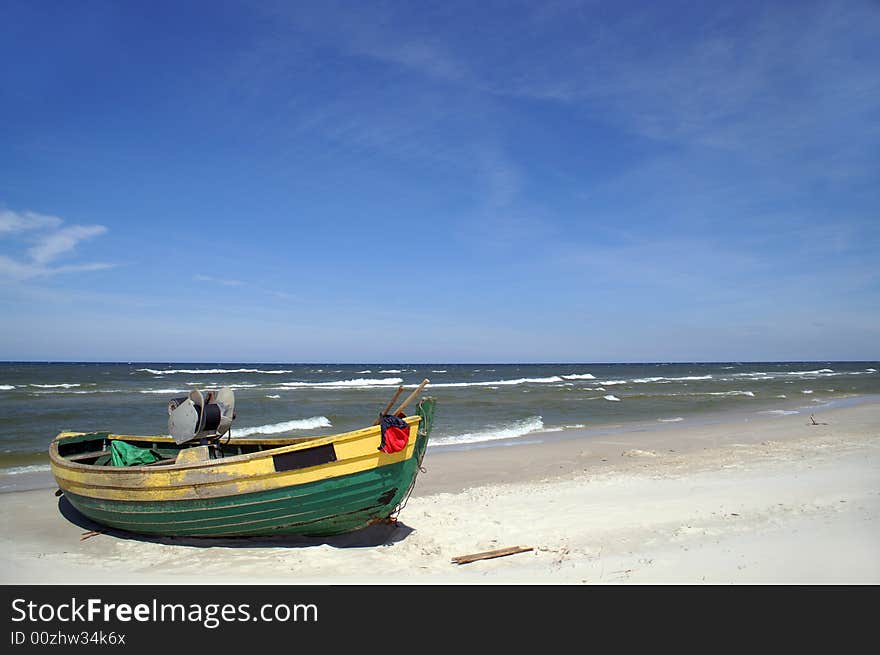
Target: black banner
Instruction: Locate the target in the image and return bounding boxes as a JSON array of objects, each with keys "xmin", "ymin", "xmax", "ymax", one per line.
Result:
[{"xmin": 0, "ymin": 584, "xmax": 872, "ymax": 650}]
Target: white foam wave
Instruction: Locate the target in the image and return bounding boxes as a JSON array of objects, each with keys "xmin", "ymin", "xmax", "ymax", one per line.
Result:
[
  {"xmin": 867, "ymin": 368, "xmax": 878, "ymax": 373},
  {"xmin": 430, "ymin": 416, "xmax": 544, "ymax": 447},
  {"xmin": 731, "ymin": 369, "xmax": 834, "ymax": 380},
  {"xmin": 600, "ymin": 380, "xmax": 627, "ymax": 386},
  {"xmin": 657, "ymin": 417, "xmax": 684, "ymax": 422},
  {"xmin": 604, "ymin": 394, "xmax": 621, "ymax": 401},
  {"xmin": 561, "ymin": 373, "xmax": 596, "ymax": 380},
  {"xmin": 29, "ymin": 389, "xmax": 127, "ymax": 394},
  {"xmin": 137, "ymin": 368, "xmax": 294, "ymax": 375},
  {"xmin": 185, "ymin": 382, "xmax": 259, "ymax": 389},
  {"xmin": 431, "ymin": 370, "xmax": 447, "ymax": 373},
  {"xmin": 428, "ymin": 376, "xmax": 564, "ymax": 388},
  {"xmin": 278, "ymin": 377, "xmax": 403, "ymax": 389},
  {"xmin": 139, "ymin": 388, "xmax": 187, "ymax": 394},
  {"xmin": 635, "ymin": 375, "xmax": 715, "ymax": 383},
  {"xmin": 30, "ymin": 383, "xmax": 81, "ymax": 388},
  {"xmin": 802, "ymin": 389, "xmax": 813, "ymax": 394},
  {"xmin": 265, "ymin": 394, "xmax": 281, "ymax": 399},
  {"xmin": 703, "ymin": 391, "xmax": 755, "ymax": 397},
  {"xmin": 759, "ymin": 410, "xmax": 799, "ymax": 416},
  {"xmin": 378, "ymin": 369, "xmax": 404, "ymax": 373},
  {"xmin": 234, "ymin": 416, "xmax": 332, "ymax": 437},
  {"xmin": 1, "ymin": 464, "xmax": 51, "ymax": 475},
  {"xmin": 0, "ymin": 385, "xmax": 14, "ymax": 391}
]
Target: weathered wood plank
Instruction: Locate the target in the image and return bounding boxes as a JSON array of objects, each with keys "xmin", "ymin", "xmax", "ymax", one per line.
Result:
[{"xmin": 67, "ymin": 449, "xmax": 111, "ymax": 462}]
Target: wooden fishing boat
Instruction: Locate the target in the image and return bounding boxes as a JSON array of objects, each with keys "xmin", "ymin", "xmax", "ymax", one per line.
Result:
[{"xmin": 49, "ymin": 385, "xmax": 435, "ymax": 538}]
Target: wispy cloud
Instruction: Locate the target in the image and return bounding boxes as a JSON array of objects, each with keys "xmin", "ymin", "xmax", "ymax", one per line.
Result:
[
  {"xmin": 271, "ymin": 1, "xmax": 879, "ymax": 182},
  {"xmin": 0, "ymin": 209, "xmax": 112, "ymax": 280},
  {"xmin": 0, "ymin": 209, "xmax": 62, "ymax": 234},
  {"xmin": 28, "ymin": 224, "xmax": 107, "ymax": 265},
  {"xmin": 192, "ymin": 273, "xmax": 297, "ymax": 302},
  {"xmin": 193, "ymin": 274, "xmax": 245, "ymax": 287}
]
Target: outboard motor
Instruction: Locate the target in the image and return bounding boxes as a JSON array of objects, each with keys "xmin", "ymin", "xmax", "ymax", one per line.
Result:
[{"xmin": 168, "ymin": 388, "xmax": 236, "ymax": 445}]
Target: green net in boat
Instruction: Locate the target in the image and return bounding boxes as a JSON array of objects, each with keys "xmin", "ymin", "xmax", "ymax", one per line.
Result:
[{"xmin": 110, "ymin": 440, "xmax": 161, "ymax": 467}]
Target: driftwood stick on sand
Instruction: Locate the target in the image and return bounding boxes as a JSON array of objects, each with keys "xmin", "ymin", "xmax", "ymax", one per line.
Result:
[{"xmin": 452, "ymin": 546, "xmax": 533, "ymax": 565}]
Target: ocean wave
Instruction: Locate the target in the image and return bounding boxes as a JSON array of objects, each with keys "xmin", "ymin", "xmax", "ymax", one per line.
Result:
[
  {"xmin": 233, "ymin": 416, "xmax": 332, "ymax": 437},
  {"xmin": 802, "ymin": 390, "xmax": 813, "ymax": 394},
  {"xmin": 277, "ymin": 377, "xmax": 403, "ymax": 389},
  {"xmin": 657, "ymin": 417, "xmax": 684, "ymax": 422},
  {"xmin": 184, "ymin": 382, "xmax": 259, "ymax": 389},
  {"xmin": 137, "ymin": 368, "xmax": 294, "ymax": 375},
  {"xmin": 598, "ymin": 374, "xmax": 715, "ymax": 385},
  {"xmin": 867, "ymin": 368, "xmax": 878, "ymax": 373},
  {"xmin": 637, "ymin": 375, "xmax": 715, "ymax": 383},
  {"xmin": 759, "ymin": 410, "xmax": 799, "ymax": 416},
  {"xmin": 429, "ymin": 376, "xmax": 564, "ymax": 388},
  {"xmin": 0, "ymin": 385, "xmax": 14, "ymax": 391},
  {"xmin": 265, "ymin": 394, "xmax": 281, "ymax": 399},
  {"xmin": 431, "ymin": 370, "xmax": 447, "ymax": 373},
  {"xmin": 604, "ymin": 394, "xmax": 621, "ymax": 401},
  {"xmin": 29, "ymin": 383, "xmax": 81, "ymax": 388},
  {"xmin": 730, "ymin": 369, "xmax": 834, "ymax": 380},
  {"xmin": 703, "ymin": 391, "xmax": 755, "ymax": 397},
  {"xmin": 561, "ymin": 373, "xmax": 595, "ymax": 380},
  {"xmin": 139, "ymin": 388, "xmax": 187, "ymax": 394},
  {"xmin": 29, "ymin": 389, "xmax": 129, "ymax": 395},
  {"xmin": 429, "ymin": 416, "xmax": 544, "ymax": 447},
  {"xmin": 1, "ymin": 464, "xmax": 51, "ymax": 476}
]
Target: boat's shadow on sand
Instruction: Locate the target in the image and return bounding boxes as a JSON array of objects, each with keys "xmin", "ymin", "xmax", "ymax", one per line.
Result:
[{"xmin": 57, "ymin": 496, "xmax": 414, "ymax": 549}]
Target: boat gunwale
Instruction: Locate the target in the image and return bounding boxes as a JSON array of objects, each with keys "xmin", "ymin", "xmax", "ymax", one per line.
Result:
[{"xmin": 49, "ymin": 415, "xmax": 422, "ymax": 474}]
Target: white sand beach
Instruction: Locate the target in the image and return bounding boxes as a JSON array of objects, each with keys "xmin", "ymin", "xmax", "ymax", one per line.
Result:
[{"xmin": 1, "ymin": 400, "xmax": 878, "ymax": 585}]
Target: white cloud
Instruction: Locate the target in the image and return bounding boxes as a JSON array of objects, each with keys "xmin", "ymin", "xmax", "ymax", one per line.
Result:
[
  {"xmin": 0, "ymin": 209, "xmax": 111, "ymax": 280},
  {"xmin": 28, "ymin": 224, "xmax": 107, "ymax": 265},
  {"xmin": 0, "ymin": 210, "xmax": 62, "ymax": 235},
  {"xmin": 193, "ymin": 274, "xmax": 244, "ymax": 287},
  {"xmin": 0, "ymin": 256, "xmax": 114, "ymax": 280}
]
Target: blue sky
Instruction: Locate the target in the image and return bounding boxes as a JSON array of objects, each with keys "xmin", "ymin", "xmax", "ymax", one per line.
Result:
[{"xmin": 1, "ymin": 0, "xmax": 878, "ymax": 363}]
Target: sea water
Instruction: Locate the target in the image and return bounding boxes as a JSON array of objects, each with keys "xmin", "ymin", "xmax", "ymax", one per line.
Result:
[{"xmin": 1, "ymin": 361, "xmax": 878, "ymax": 478}]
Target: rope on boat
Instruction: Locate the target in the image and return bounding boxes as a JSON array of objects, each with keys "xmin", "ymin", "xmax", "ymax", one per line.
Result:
[{"xmin": 389, "ymin": 398, "xmax": 433, "ymax": 521}]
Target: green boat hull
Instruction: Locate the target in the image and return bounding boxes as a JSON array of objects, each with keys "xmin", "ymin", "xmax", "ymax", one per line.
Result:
[
  {"xmin": 63, "ymin": 457, "xmax": 417, "ymax": 537},
  {"xmin": 61, "ymin": 399, "xmax": 435, "ymax": 538}
]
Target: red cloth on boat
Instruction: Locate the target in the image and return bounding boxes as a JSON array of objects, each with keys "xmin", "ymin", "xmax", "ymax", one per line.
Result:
[{"xmin": 379, "ymin": 414, "xmax": 410, "ymax": 454}]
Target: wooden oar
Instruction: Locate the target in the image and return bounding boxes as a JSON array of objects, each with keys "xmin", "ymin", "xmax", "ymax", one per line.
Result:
[
  {"xmin": 390, "ymin": 378, "xmax": 430, "ymax": 417},
  {"xmin": 373, "ymin": 385, "xmax": 405, "ymax": 425}
]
